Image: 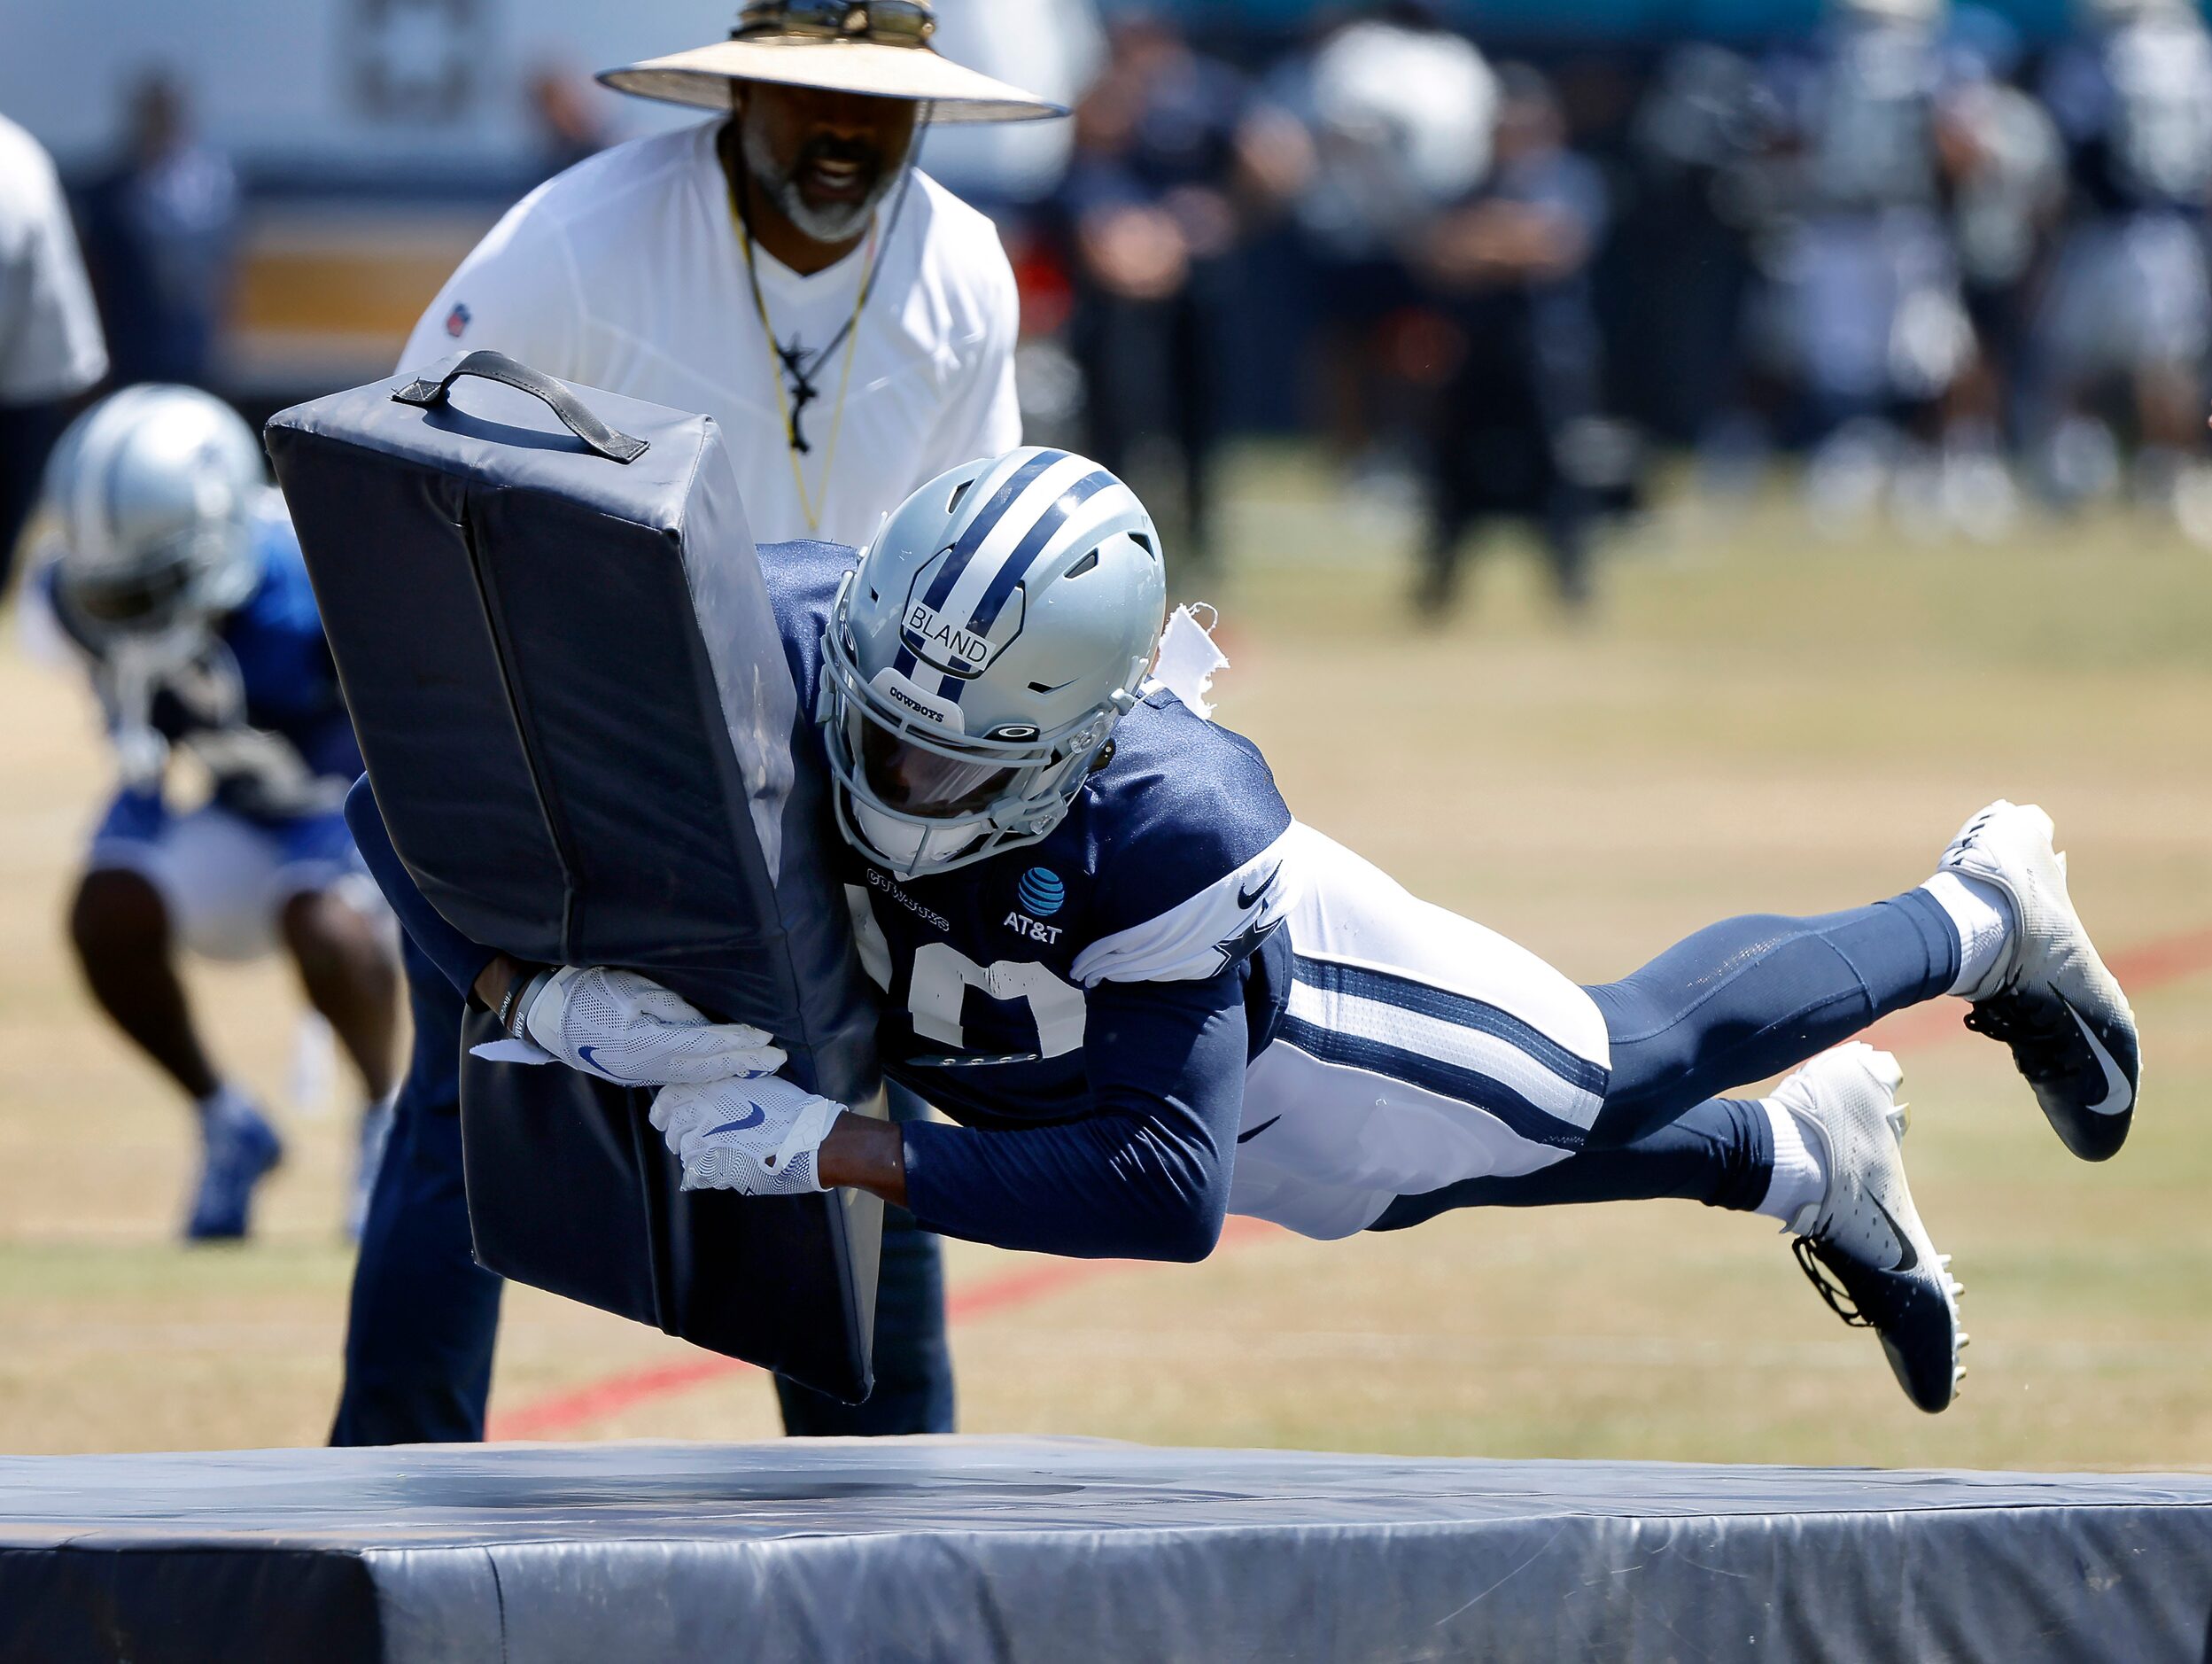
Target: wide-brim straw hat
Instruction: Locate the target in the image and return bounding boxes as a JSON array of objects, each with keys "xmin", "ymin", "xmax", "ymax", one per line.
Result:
[{"xmin": 600, "ymin": 30, "xmax": 1065, "ymax": 124}]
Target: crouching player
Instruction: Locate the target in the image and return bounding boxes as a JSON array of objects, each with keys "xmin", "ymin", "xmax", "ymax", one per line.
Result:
[
  {"xmin": 355, "ymin": 448, "xmax": 2140, "ymax": 1413},
  {"xmin": 32, "ymin": 387, "xmax": 399, "ymax": 1239}
]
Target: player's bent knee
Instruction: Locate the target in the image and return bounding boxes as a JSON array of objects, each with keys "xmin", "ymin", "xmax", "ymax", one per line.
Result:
[
  {"xmin": 1155, "ymin": 1206, "xmax": 1227, "ymax": 1264},
  {"xmin": 67, "ymin": 867, "xmax": 171, "ymax": 969},
  {"xmin": 1581, "ymin": 1095, "xmax": 1662, "ymax": 1154},
  {"xmin": 280, "ymin": 888, "xmax": 389, "ymax": 984}
]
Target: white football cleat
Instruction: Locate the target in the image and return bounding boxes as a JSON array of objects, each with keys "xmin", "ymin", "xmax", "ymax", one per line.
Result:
[
  {"xmin": 1776, "ymin": 1044, "xmax": 1964, "ymax": 1414},
  {"xmin": 1938, "ymin": 801, "xmax": 2140, "ymax": 1162}
]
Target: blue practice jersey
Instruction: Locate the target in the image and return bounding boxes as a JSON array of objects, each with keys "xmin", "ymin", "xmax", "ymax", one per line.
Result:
[
  {"xmin": 50, "ymin": 499, "xmax": 362, "ymax": 823},
  {"xmin": 358, "ymin": 537, "xmax": 1301, "ymax": 1264}
]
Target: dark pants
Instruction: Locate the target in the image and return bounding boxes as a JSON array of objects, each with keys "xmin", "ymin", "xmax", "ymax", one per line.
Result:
[
  {"xmin": 1374, "ymin": 890, "xmax": 1960, "ymax": 1231},
  {"xmin": 1071, "ymin": 260, "xmax": 1229, "ymax": 562},
  {"xmin": 328, "ymin": 1057, "xmax": 502, "ymax": 1444},
  {"xmin": 332, "ymin": 946, "xmax": 954, "ymax": 1444},
  {"xmin": 1424, "ymin": 292, "xmax": 1604, "ymax": 609},
  {"xmin": 0, "ymin": 400, "xmax": 70, "ymax": 593},
  {"xmin": 1371, "ymin": 1094, "xmax": 1775, "ymax": 1231}
]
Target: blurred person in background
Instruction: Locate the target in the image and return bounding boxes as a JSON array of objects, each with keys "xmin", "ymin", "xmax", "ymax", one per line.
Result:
[
  {"xmin": 922, "ymin": 0, "xmax": 1105, "ymax": 207},
  {"xmin": 1624, "ymin": 44, "xmax": 1779, "ymax": 486},
  {"xmin": 1758, "ymin": 0, "xmax": 1977, "ymax": 528},
  {"xmin": 1059, "ymin": 11, "xmax": 1304, "ymax": 566},
  {"xmin": 334, "ymin": 1, "xmax": 1060, "ymax": 1450},
  {"xmin": 919, "ymin": 0, "xmax": 1107, "ymax": 452},
  {"xmin": 2034, "ymin": 0, "xmax": 2212, "ymax": 536},
  {"xmin": 1414, "ymin": 64, "xmax": 1609, "ymax": 615},
  {"xmin": 77, "ymin": 74, "xmax": 239, "ymax": 391},
  {"xmin": 27, "ymin": 387, "xmax": 398, "ymax": 1241},
  {"xmin": 1270, "ymin": 2, "xmax": 1494, "ymax": 482},
  {"xmin": 1, "ymin": 113, "xmax": 108, "ymax": 590},
  {"xmin": 524, "ymin": 66, "xmax": 615, "ymax": 185},
  {"xmin": 1930, "ymin": 8, "xmax": 2062, "ymax": 533}
]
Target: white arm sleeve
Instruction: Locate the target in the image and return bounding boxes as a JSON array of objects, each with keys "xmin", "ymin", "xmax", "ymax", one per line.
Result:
[
  {"xmin": 1072, "ymin": 833, "xmax": 1300, "ymax": 988},
  {"xmin": 397, "ymin": 196, "xmax": 586, "ymax": 380}
]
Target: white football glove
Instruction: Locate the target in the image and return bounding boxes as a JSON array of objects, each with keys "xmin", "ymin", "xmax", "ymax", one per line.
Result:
[
  {"xmin": 650, "ymin": 1076, "xmax": 844, "ymax": 1196},
  {"xmin": 507, "ymin": 966, "xmax": 787, "ymax": 1087}
]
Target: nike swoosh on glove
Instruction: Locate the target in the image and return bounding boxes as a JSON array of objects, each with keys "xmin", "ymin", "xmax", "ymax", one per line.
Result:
[
  {"xmin": 651, "ymin": 1076, "xmax": 844, "ymax": 1196},
  {"xmin": 515, "ymin": 966, "xmax": 787, "ymax": 1086}
]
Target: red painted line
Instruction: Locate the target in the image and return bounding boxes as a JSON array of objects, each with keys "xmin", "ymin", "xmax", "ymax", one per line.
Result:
[
  {"xmin": 493, "ymin": 925, "xmax": 2212, "ymax": 1441},
  {"xmin": 1867, "ymin": 922, "xmax": 2212, "ymax": 1052},
  {"xmin": 491, "ymin": 1217, "xmax": 1280, "ymax": 1441}
]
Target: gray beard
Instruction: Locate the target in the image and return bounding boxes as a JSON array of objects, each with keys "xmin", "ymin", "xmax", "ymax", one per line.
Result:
[{"xmin": 741, "ymin": 121, "xmax": 898, "ymax": 246}]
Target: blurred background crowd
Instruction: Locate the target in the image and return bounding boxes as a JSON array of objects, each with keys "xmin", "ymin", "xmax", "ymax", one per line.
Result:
[{"xmin": 10, "ymin": 0, "xmax": 2212, "ymax": 616}]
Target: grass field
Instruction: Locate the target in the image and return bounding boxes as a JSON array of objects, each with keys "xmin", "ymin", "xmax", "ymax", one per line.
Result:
[{"xmin": 2, "ymin": 455, "xmax": 2208, "ymax": 1469}]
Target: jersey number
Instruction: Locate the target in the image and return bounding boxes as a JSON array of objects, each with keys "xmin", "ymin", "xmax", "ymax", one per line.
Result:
[{"xmin": 909, "ymin": 943, "xmax": 1086, "ymax": 1060}]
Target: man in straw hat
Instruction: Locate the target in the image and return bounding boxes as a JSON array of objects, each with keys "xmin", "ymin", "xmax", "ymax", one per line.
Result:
[{"xmin": 332, "ymin": 2, "xmax": 1064, "ymax": 1450}]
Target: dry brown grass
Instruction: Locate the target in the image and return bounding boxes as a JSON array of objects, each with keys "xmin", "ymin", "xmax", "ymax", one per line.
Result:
[{"xmin": 2, "ymin": 460, "xmax": 2208, "ymax": 1466}]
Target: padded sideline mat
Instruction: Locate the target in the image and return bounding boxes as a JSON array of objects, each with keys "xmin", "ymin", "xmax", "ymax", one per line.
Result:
[{"xmin": 5, "ymin": 1437, "xmax": 2212, "ymax": 1662}]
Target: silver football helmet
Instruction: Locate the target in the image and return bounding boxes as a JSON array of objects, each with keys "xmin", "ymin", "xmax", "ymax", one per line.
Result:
[
  {"xmin": 820, "ymin": 447, "xmax": 1166, "ymax": 879},
  {"xmin": 41, "ymin": 385, "xmax": 263, "ymax": 646}
]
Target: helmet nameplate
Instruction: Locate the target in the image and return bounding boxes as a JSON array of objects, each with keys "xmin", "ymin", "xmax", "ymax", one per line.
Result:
[{"xmin": 900, "ymin": 553, "xmax": 1027, "ymax": 677}]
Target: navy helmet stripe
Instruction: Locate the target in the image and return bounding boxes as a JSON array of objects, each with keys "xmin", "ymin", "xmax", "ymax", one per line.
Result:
[
  {"xmin": 1273, "ymin": 1015, "xmax": 1593, "ymax": 1153},
  {"xmin": 964, "ymin": 470, "xmax": 1117, "ymax": 638},
  {"xmin": 1291, "ymin": 954, "xmax": 1608, "ymax": 1098},
  {"xmin": 919, "ymin": 451, "xmax": 1063, "ymax": 613},
  {"xmin": 937, "ymin": 667, "xmax": 966, "ymax": 704},
  {"xmin": 892, "ymin": 645, "xmax": 919, "ymax": 678}
]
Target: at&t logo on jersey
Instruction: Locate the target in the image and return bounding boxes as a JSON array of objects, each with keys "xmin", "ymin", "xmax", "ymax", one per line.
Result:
[
  {"xmin": 1005, "ymin": 866, "xmax": 1066, "ymax": 944},
  {"xmin": 1017, "ymin": 867, "xmax": 1064, "ymax": 916}
]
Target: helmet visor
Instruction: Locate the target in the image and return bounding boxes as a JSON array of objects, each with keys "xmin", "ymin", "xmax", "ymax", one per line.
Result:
[
  {"xmin": 858, "ymin": 718, "xmax": 1017, "ymax": 818},
  {"xmin": 61, "ymin": 548, "xmax": 196, "ymax": 630}
]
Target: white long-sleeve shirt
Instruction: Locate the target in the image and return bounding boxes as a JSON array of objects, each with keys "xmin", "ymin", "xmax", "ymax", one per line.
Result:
[{"xmin": 400, "ymin": 120, "xmax": 1021, "ymax": 549}]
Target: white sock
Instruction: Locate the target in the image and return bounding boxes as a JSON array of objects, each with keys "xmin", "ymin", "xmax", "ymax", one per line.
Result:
[
  {"xmin": 1921, "ymin": 870, "xmax": 2016, "ymax": 999},
  {"xmin": 1755, "ymin": 1097, "xmax": 1827, "ymax": 1231}
]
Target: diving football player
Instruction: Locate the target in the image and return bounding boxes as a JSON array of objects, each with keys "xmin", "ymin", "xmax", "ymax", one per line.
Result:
[{"xmin": 359, "ymin": 447, "xmax": 2140, "ymax": 1412}]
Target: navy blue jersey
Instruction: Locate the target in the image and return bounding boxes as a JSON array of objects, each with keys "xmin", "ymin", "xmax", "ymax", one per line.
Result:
[
  {"xmin": 363, "ymin": 536, "xmax": 1300, "ymax": 1264},
  {"xmin": 50, "ymin": 502, "xmax": 362, "ymax": 823},
  {"xmin": 760, "ymin": 540, "xmax": 1293, "ymax": 1129}
]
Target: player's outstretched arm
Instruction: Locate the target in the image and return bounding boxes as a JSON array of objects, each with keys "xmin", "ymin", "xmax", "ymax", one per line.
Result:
[
  {"xmin": 345, "ymin": 774, "xmax": 495, "ymax": 999},
  {"xmin": 905, "ymin": 972, "xmax": 1251, "ymax": 1259},
  {"xmin": 671, "ymin": 971, "xmax": 1253, "ymax": 1263}
]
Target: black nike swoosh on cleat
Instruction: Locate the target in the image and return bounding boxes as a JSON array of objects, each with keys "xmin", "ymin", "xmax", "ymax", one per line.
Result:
[
  {"xmin": 1238, "ymin": 1115, "xmax": 1282, "ymax": 1144},
  {"xmin": 1867, "ymin": 1193, "xmax": 1920, "ymax": 1274},
  {"xmin": 1238, "ymin": 866, "xmax": 1281, "ymax": 910}
]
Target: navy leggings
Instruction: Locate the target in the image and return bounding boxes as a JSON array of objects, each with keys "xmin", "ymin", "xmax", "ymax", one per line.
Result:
[{"xmin": 1372, "ymin": 890, "xmax": 1959, "ymax": 1231}]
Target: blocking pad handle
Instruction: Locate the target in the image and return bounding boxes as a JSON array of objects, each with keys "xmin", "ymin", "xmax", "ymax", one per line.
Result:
[{"xmin": 393, "ymin": 351, "xmax": 649, "ymax": 464}]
